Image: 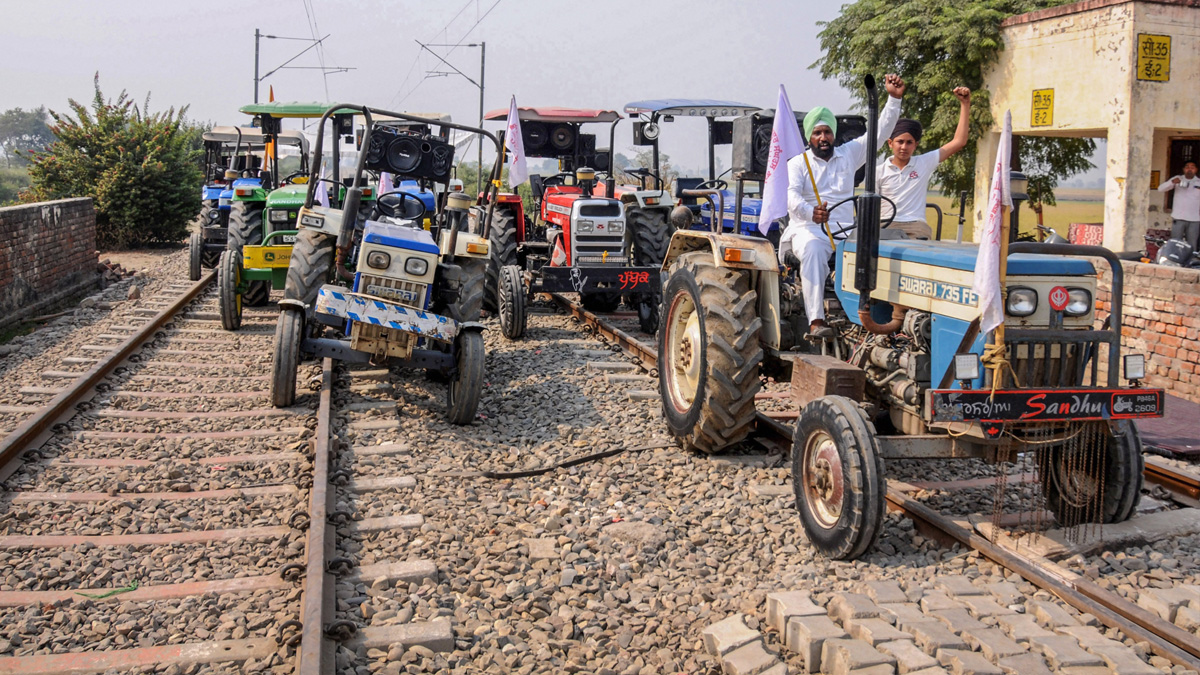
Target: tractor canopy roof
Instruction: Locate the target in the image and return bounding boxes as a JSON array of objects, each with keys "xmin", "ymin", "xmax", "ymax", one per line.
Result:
[
  {"xmin": 204, "ymin": 126, "xmax": 308, "ymax": 152},
  {"xmin": 483, "ymin": 107, "xmax": 621, "ymax": 124},
  {"xmin": 623, "ymin": 99, "xmax": 760, "ymax": 118},
  {"xmin": 238, "ymin": 102, "xmax": 359, "ymax": 118}
]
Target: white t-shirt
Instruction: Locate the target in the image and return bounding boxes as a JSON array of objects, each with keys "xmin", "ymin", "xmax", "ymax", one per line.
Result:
[
  {"xmin": 876, "ymin": 150, "xmax": 941, "ymax": 222},
  {"xmin": 1158, "ymin": 175, "xmax": 1200, "ymax": 222}
]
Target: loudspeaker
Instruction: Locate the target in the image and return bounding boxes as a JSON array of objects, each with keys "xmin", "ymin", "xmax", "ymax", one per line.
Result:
[
  {"xmin": 733, "ymin": 110, "xmax": 869, "ymax": 175},
  {"xmin": 523, "ymin": 121, "xmax": 549, "ymax": 152},
  {"xmin": 549, "ymin": 124, "xmax": 576, "ymax": 152},
  {"xmin": 711, "ymin": 120, "xmax": 733, "ymax": 145},
  {"xmin": 593, "ymin": 150, "xmax": 611, "ymax": 172},
  {"xmin": 633, "ymin": 121, "xmax": 658, "ymax": 146},
  {"xmin": 363, "ymin": 127, "xmax": 455, "ymax": 183},
  {"xmin": 577, "ymin": 134, "xmax": 596, "ymax": 157}
]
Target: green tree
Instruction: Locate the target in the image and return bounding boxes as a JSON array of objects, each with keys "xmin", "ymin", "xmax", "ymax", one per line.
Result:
[
  {"xmin": 814, "ymin": 0, "xmax": 1093, "ymax": 205},
  {"xmin": 26, "ymin": 74, "xmax": 204, "ymax": 249},
  {"xmin": 0, "ymin": 107, "xmax": 54, "ymax": 168}
]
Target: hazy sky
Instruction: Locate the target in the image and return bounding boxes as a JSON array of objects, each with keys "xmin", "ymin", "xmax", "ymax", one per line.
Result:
[{"xmin": 2, "ymin": 0, "xmax": 863, "ymax": 174}]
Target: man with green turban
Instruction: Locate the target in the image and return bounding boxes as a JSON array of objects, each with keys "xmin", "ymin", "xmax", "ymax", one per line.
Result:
[{"xmin": 783, "ymin": 73, "xmax": 905, "ymax": 339}]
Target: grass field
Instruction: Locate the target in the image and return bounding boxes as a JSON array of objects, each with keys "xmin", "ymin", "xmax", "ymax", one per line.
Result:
[{"xmin": 923, "ymin": 188, "xmax": 1104, "ymax": 242}]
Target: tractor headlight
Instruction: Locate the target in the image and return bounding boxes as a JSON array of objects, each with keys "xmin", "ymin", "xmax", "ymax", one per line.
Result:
[
  {"xmin": 405, "ymin": 257, "xmax": 428, "ymax": 276},
  {"xmin": 1064, "ymin": 288, "xmax": 1091, "ymax": 317},
  {"xmin": 206, "ymin": 210, "xmax": 221, "ymax": 222},
  {"xmin": 608, "ymin": 220, "xmax": 625, "ymax": 235},
  {"xmin": 366, "ymin": 251, "xmax": 391, "ymax": 270},
  {"xmin": 269, "ymin": 209, "xmax": 290, "ymax": 223},
  {"xmin": 576, "ymin": 219, "xmax": 594, "ymax": 233},
  {"xmin": 1124, "ymin": 354, "xmax": 1145, "ymax": 381},
  {"xmin": 954, "ymin": 353, "xmax": 981, "ymax": 382},
  {"xmin": 1006, "ymin": 287, "xmax": 1038, "ymax": 317}
]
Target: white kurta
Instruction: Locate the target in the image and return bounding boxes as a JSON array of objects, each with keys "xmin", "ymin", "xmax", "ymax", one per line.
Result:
[{"xmin": 779, "ymin": 96, "xmax": 901, "ymax": 323}]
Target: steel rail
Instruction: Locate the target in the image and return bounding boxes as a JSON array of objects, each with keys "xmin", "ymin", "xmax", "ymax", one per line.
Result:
[
  {"xmin": 297, "ymin": 358, "xmax": 335, "ymax": 674},
  {"xmin": 1144, "ymin": 457, "xmax": 1200, "ymax": 503},
  {"xmin": 0, "ymin": 271, "xmax": 215, "ymax": 481},
  {"xmin": 555, "ymin": 292, "xmax": 1200, "ymax": 671}
]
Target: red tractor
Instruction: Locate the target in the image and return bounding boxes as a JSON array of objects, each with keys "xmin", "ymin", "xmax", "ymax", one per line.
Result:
[{"xmin": 479, "ymin": 107, "xmax": 671, "ymax": 335}]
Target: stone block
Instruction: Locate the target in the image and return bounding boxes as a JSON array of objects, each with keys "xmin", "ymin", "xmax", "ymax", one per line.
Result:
[
  {"xmin": 846, "ymin": 618, "xmax": 912, "ymax": 647},
  {"xmin": 786, "ymin": 614, "xmax": 847, "ymax": 672},
  {"xmin": 936, "ymin": 649, "xmax": 1002, "ymax": 675},
  {"xmin": 985, "ymin": 582, "xmax": 1023, "ymax": 607},
  {"xmin": 829, "ymin": 593, "xmax": 884, "ymax": 624},
  {"xmin": 1177, "ymin": 584, "xmax": 1200, "ymax": 609},
  {"xmin": 995, "ymin": 614, "xmax": 1052, "ymax": 643},
  {"xmin": 768, "ymin": 591, "xmax": 826, "ymax": 634},
  {"xmin": 878, "ymin": 640, "xmax": 939, "ymax": 674},
  {"xmin": 879, "ymin": 604, "xmax": 929, "ymax": 631},
  {"xmin": 721, "ymin": 641, "xmax": 779, "ymax": 675},
  {"xmin": 1057, "ymin": 667, "xmax": 1110, "ymax": 675},
  {"xmin": 1053, "ymin": 625, "xmax": 1109, "ymax": 649},
  {"xmin": 865, "ymin": 581, "xmax": 910, "ymax": 605},
  {"xmin": 852, "ymin": 666, "xmax": 897, "ymax": 675},
  {"xmin": 935, "ymin": 577, "xmax": 984, "ymax": 598},
  {"xmin": 821, "ymin": 638, "xmax": 896, "ymax": 675},
  {"xmin": 703, "ymin": 614, "xmax": 761, "ymax": 656},
  {"xmin": 1026, "ymin": 600, "xmax": 1079, "ymax": 629},
  {"xmin": 909, "ymin": 622, "xmax": 968, "ymax": 656},
  {"xmin": 1175, "ymin": 605, "xmax": 1200, "ymax": 632},
  {"xmin": 919, "ymin": 592, "xmax": 963, "ymax": 613},
  {"xmin": 1135, "ymin": 588, "xmax": 1188, "ymax": 622},
  {"xmin": 960, "ymin": 596, "xmax": 1016, "ymax": 619},
  {"xmin": 905, "ymin": 669, "xmax": 949, "ymax": 675},
  {"xmin": 960, "ymin": 628, "xmax": 1025, "ymax": 661},
  {"xmin": 929, "ymin": 609, "xmax": 986, "ymax": 634},
  {"xmin": 995, "ymin": 653, "xmax": 1053, "ymax": 675},
  {"xmin": 1028, "ymin": 635, "xmax": 1103, "ymax": 669},
  {"xmin": 1087, "ymin": 643, "xmax": 1160, "ymax": 675},
  {"xmin": 760, "ymin": 664, "xmax": 790, "ymax": 675}
]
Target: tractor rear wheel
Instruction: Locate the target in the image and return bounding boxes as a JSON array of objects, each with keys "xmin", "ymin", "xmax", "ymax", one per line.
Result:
[
  {"xmin": 283, "ymin": 230, "xmax": 335, "ymax": 312},
  {"xmin": 484, "ymin": 206, "xmax": 519, "ymax": 313},
  {"xmin": 1041, "ymin": 420, "xmax": 1143, "ymax": 526},
  {"xmin": 227, "ymin": 201, "xmax": 263, "ymax": 257},
  {"xmin": 188, "ymin": 233, "xmax": 202, "ymax": 281},
  {"xmin": 792, "ymin": 395, "xmax": 886, "ymax": 560},
  {"xmin": 446, "ymin": 330, "xmax": 485, "ymax": 424},
  {"xmin": 626, "ymin": 206, "xmax": 670, "ymax": 334},
  {"xmin": 269, "ymin": 309, "xmax": 303, "ymax": 408},
  {"xmin": 498, "ymin": 264, "xmax": 526, "ymax": 340},
  {"xmin": 217, "ymin": 250, "xmax": 243, "ymax": 331},
  {"xmin": 443, "ymin": 258, "xmax": 485, "ymax": 323},
  {"xmin": 658, "ymin": 250, "xmax": 762, "ymax": 453}
]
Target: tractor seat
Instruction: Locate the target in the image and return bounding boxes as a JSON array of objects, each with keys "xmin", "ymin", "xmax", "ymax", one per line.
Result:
[{"xmin": 675, "ymin": 177, "xmax": 706, "ymax": 214}]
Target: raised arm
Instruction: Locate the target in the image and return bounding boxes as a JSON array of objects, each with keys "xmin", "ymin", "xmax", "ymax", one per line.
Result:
[
  {"xmin": 938, "ymin": 87, "xmax": 972, "ymax": 162},
  {"xmin": 849, "ymin": 74, "xmax": 904, "ymax": 167},
  {"xmin": 1158, "ymin": 175, "xmax": 1180, "ymax": 193}
]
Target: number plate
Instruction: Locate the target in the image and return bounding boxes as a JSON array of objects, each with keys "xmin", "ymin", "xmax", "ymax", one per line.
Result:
[
  {"xmin": 366, "ymin": 284, "xmax": 419, "ymax": 304},
  {"xmin": 930, "ymin": 388, "xmax": 1165, "ymax": 423},
  {"xmin": 280, "ymin": 234, "xmax": 296, "ymax": 244}
]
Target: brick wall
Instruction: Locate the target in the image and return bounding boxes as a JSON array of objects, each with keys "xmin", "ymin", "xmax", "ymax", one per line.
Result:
[
  {"xmin": 1095, "ymin": 259, "xmax": 1200, "ymax": 403},
  {"xmin": 0, "ymin": 198, "xmax": 98, "ymax": 320}
]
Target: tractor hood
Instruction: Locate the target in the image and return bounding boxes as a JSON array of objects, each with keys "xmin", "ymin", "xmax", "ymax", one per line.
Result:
[
  {"xmin": 266, "ymin": 184, "xmax": 310, "ymax": 209},
  {"xmin": 844, "ymin": 239, "xmax": 1095, "ymax": 276}
]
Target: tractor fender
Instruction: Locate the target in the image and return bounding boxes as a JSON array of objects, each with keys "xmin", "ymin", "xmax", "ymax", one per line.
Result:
[
  {"xmin": 278, "ymin": 299, "xmax": 307, "ymax": 312},
  {"xmin": 458, "ymin": 321, "xmax": 487, "ymax": 333},
  {"xmin": 662, "ymin": 230, "xmax": 778, "ymax": 273},
  {"xmin": 620, "ymin": 190, "xmax": 675, "ymax": 210}
]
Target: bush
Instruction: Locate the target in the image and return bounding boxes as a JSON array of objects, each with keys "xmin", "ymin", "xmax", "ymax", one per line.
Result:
[
  {"xmin": 0, "ymin": 167, "xmax": 30, "ymax": 205},
  {"xmin": 26, "ymin": 74, "xmax": 204, "ymax": 249}
]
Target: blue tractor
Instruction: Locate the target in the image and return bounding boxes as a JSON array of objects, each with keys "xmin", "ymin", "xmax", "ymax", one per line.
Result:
[
  {"xmin": 656, "ymin": 77, "xmax": 1164, "ymax": 559},
  {"xmin": 192, "ymin": 127, "xmax": 267, "ymax": 280}
]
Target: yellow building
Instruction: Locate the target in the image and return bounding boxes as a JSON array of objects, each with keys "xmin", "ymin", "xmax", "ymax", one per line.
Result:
[{"xmin": 974, "ymin": 0, "xmax": 1200, "ymax": 251}]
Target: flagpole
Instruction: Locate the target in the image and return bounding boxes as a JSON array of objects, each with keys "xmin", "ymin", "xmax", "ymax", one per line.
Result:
[{"xmin": 801, "ymin": 151, "xmax": 836, "ymax": 249}]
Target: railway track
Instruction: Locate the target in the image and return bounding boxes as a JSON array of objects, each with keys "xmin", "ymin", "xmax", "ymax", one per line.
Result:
[{"xmin": 555, "ymin": 292, "xmax": 1200, "ymax": 672}]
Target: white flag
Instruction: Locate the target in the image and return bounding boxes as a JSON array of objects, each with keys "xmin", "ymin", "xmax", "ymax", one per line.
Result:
[
  {"xmin": 758, "ymin": 84, "xmax": 805, "ymax": 234},
  {"xmin": 317, "ymin": 163, "xmax": 330, "ymax": 208},
  {"xmin": 972, "ymin": 111, "xmax": 1013, "ymax": 334},
  {"xmin": 379, "ymin": 171, "xmax": 395, "ymax": 195},
  {"xmin": 505, "ymin": 96, "xmax": 529, "ymax": 188}
]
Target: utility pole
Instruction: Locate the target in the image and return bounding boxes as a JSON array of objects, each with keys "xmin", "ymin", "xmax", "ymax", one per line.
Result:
[
  {"xmin": 254, "ymin": 29, "xmax": 261, "ymax": 103},
  {"xmin": 254, "ymin": 30, "xmax": 353, "ymax": 104},
  {"xmin": 421, "ymin": 41, "xmax": 487, "ymax": 194}
]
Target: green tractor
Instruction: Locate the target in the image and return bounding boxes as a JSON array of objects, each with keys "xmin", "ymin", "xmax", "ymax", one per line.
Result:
[
  {"xmin": 192, "ymin": 126, "xmax": 269, "ymax": 281},
  {"xmin": 218, "ymin": 103, "xmax": 331, "ymax": 330}
]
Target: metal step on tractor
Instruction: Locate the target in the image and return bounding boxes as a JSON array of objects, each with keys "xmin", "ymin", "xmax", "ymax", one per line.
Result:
[
  {"xmin": 217, "ymin": 103, "xmax": 321, "ymax": 330},
  {"xmin": 269, "ymin": 105, "xmax": 500, "ymax": 424},
  {"xmin": 479, "ymin": 107, "xmax": 671, "ymax": 337},
  {"xmin": 657, "ymin": 76, "xmax": 1165, "ymax": 560},
  {"xmin": 192, "ymin": 126, "xmax": 279, "ymax": 281}
]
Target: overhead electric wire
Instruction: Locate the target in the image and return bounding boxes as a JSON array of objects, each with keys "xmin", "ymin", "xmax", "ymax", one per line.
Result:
[{"xmin": 388, "ymin": 0, "xmax": 475, "ymax": 107}]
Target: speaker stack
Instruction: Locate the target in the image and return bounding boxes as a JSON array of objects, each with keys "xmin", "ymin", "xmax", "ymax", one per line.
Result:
[{"xmin": 364, "ymin": 127, "xmax": 454, "ymax": 183}]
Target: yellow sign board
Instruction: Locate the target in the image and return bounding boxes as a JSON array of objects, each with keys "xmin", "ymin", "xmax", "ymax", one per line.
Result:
[
  {"xmin": 1137, "ymin": 33, "xmax": 1171, "ymax": 82},
  {"xmin": 1031, "ymin": 89, "xmax": 1054, "ymax": 127},
  {"xmin": 243, "ymin": 245, "xmax": 292, "ymax": 269}
]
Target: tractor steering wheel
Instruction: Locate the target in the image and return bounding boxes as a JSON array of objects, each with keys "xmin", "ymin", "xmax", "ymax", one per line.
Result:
[
  {"xmin": 825, "ymin": 194, "xmax": 898, "ymax": 239},
  {"xmin": 694, "ymin": 179, "xmax": 728, "ymax": 191},
  {"xmin": 375, "ymin": 191, "xmax": 428, "ymax": 222},
  {"xmin": 541, "ymin": 173, "xmax": 575, "ymax": 188},
  {"xmin": 281, "ymin": 171, "xmax": 308, "ymax": 185}
]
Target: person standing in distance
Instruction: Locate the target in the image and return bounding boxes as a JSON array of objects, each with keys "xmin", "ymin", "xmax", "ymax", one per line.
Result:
[
  {"xmin": 782, "ymin": 73, "xmax": 905, "ymax": 339},
  {"xmin": 876, "ymin": 87, "xmax": 972, "ymax": 240},
  {"xmin": 1158, "ymin": 161, "xmax": 1200, "ymax": 251}
]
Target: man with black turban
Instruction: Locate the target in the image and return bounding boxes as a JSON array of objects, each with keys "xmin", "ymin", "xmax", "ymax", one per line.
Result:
[
  {"xmin": 877, "ymin": 87, "xmax": 972, "ymax": 240},
  {"xmin": 782, "ymin": 73, "xmax": 905, "ymax": 339}
]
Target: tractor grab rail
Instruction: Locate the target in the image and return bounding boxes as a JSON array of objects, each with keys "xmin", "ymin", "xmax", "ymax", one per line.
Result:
[{"xmin": 681, "ymin": 189, "xmax": 725, "ymax": 234}]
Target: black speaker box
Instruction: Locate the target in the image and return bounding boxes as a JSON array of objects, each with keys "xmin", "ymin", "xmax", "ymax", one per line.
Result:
[
  {"xmin": 711, "ymin": 120, "xmax": 733, "ymax": 145},
  {"xmin": 733, "ymin": 110, "xmax": 869, "ymax": 175},
  {"xmin": 363, "ymin": 127, "xmax": 454, "ymax": 183},
  {"xmin": 632, "ymin": 121, "xmax": 655, "ymax": 146},
  {"xmin": 522, "ymin": 121, "xmax": 549, "ymax": 154}
]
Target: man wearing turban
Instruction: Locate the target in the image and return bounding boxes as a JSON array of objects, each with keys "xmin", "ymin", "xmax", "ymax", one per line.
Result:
[
  {"xmin": 877, "ymin": 87, "xmax": 972, "ymax": 240},
  {"xmin": 782, "ymin": 73, "xmax": 906, "ymax": 339}
]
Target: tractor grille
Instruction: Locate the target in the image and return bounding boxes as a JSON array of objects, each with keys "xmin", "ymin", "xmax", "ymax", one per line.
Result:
[
  {"xmin": 574, "ymin": 232, "xmax": 626, "ymax": 265},
  {"xmin": 999, "ymin": 335, "xmax": 1105, "ymax": 388},
  {"xmin": 358, "ymin": 273, "xmax": 428, "ymax": 310}
]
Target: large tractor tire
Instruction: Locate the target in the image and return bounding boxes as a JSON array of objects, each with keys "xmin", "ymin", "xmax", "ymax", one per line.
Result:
[
  {"xmin": 188, "ymin": 232, "xmax": 203, "ymax": 281},
  {"xmin": 269, "ymin": 309, "xmax": 303, "ymax": 408},
  {"xmin": 446, "ymin": 330, "xmax": 485, "ymax": 424},
  {"xmin": 484, "ymin": 206, "xmax": 520, "ymax": 313},
  {"xmin": 658, "ymin": 250, "xmax": 763, "ymax": 453},
  {"xmin": 283, "ymin": 230, "xmax": 335, "ymax": 313},
  {"xmin": 1041, "ymin": 420, "xmax": 1143, "ymax": 526},
  {"xmin": 228, "ymin": 201, "xmax": 271, "ymax": 305},
  {"xmin": 627, "ymin": 206, "xmax": 670, "ymax": 334},
  {"xmin": 217, "ymin": 250, "xmax": 243, "ymax": 331},
  {"xmin": 443, "ymin": 258, "xmax": 485, "ymax": 323},
  {"xmin": 792, "ymin": 395, "xmax": 886, "ymax": 560},
  {"xmin": 498, "ymin": 264, "xmax": 527, "ymax": 340},
  {"xmin": 581, "ymin": 293, "xmax": 621, "ymax": 313}
]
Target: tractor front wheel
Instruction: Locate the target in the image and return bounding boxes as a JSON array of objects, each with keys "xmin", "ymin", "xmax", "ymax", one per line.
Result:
[
  {"xmin": 1041, "ymin": 420, "xmax": 1143, "ymax": 526},
  {"xmin": 792, "ymin": 395, "xmax": 886, "ymax": 560},
  {"xmin": 446, "ymin": 330, "xmax": 485, "ymax": 424},
  {"xmin": 218, "ymin": 250, "xmax": 243, "ymax": 331},
  {"xmin": 658, "ymin": 250, "xmax": 762, "ymax": 453},
  {"xmin": 269, "ymin": 309, "xmax": 304, "ymax": 408},
  {"xmin": 484, "ymin": 206, "xmax": 519, "ymax": 313},
  {"xmin": 498, "ymin": 264, "xmax": 526, "ymax": 340},
  {"xmin": 635, "ymin": 296, "xmax": 659, "ymax": 334},
  {"xmin": 189, "ymin": 233, "xmax": 202, "ymax": 281}
]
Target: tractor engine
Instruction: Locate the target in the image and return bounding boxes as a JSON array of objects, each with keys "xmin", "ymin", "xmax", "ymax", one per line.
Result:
[
  {"xmin": 847, "ymin": 310, "xmax": 933, "ymax": 435},
  {"xmin": 543, "ymin": 168, "xmax": 628, "ymax": 266}
]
